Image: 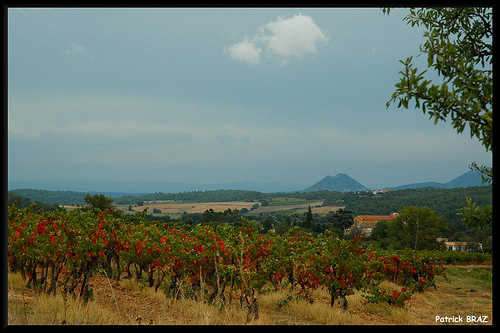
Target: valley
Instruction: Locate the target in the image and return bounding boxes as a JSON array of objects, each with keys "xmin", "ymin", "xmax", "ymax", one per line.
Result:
[{"xmin": 114, "ymin": 198, "xmax": 337, "ymax": 218}]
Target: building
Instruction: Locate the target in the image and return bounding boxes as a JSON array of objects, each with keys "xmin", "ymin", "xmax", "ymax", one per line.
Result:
[
  {"xmin": 344, "ymin": 213, "xmax": 398, "ymax": 235},
  {"xmin": 437, "ymin": 238, "xmax": 483, "ymax": 252},
  {"xmin": 372, "ymin": 189, "xmax": 391, "ymax": 195}
]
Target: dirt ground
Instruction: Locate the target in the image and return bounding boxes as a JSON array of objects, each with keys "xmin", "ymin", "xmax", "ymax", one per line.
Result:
[
  {"xmin": 116, "ymin": 201, "xmax": 257, "ymax": 214},
  {"xmin": 66, "ymin": 200, "xmax": 341, "ymax": 217},
  {"xmin": 8, "ymin": 264, "xmax": 492, "ymax": 325}
]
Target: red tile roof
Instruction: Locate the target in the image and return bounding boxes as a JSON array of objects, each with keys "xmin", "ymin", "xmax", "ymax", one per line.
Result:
[{"xmin": 354, "ymin": 213, "xmax": 398, "ymax": 223}]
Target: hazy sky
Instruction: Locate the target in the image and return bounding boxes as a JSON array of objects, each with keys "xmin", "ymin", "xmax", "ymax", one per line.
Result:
[{"xmin": 8, "ymin": 7, "xmax": 492, "ymax": 190}]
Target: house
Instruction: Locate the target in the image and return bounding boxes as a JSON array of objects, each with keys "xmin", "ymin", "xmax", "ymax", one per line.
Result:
[
  {"xmin": 446, "ymin": 241, "xmax": 483, "ymax": 252},
  {"xmin": 437, "ymin": 238, "xmax": 483, "ymax": 252},
  {"xmin": 354, "ymin": 213, "xmax": 399, "ymax": 224},
  {"xmin": 372, "ymin": 189, "xmax": 391, "ymax": 195},
  {"xmin": 344, "ymin": 213, "xmax": 398, "ymax": 235}
]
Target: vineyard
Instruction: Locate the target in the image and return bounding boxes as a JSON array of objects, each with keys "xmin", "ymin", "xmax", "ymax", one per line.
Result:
[{"xmin": 7, "ymin": 203, "xmax": 489, "ymax": 325}]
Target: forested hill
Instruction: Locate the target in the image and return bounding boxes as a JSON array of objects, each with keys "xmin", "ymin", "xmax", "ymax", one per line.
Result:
[
  {"xmin": 8, "ymin": 189, "xmax": 146, "ymax": 205},
  {"xmin": 11, "ymin": 185, "xmax": 491, "ymax": 218},
  {"xmin": 9, "ymin": 189, "xmax": 89, "ymax": 205},
  {"xmin": 338, "ymin": 185, "xmax": 492, "ymax": 228},
  {"xmin": 112, "ymin": 185, "xmax": 492, "ymax": 230},
  {"xmin": 9, "ymin": 188, "xmax": 335, "ymax": 205},
  {"xmin": 9, "ymin": 185, "xmax": 491, "ymax": 230},
  {"xmin": 114, "ymin": 189, "xmax": 272, "ymax": 204}
]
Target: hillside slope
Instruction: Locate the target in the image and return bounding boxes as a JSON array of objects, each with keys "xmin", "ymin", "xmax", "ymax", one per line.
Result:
[
  {"xmin": 388, "ymin": 170, "xmax": 489, "ymax": 190},
  {"xmin": 302, "ymin": 173, "xmax": 370, "ymax": 193}
]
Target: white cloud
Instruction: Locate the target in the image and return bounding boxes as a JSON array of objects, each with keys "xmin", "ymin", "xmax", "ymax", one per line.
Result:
[
  {"xmin": 225, "ymin": 14, "xmax": 328, "ymax": 65},
  {"xmin": 261, "ymin": 14, "xmax": 329, "ymax": 60},
  {"xmin": 223, "ymin": 37, "xmax": 262, "ymax": 65}
]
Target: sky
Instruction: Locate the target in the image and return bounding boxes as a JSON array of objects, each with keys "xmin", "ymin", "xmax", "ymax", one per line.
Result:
[{"xmin": 8, "ymin": 7, "xmax": 492, "ymax": 191}]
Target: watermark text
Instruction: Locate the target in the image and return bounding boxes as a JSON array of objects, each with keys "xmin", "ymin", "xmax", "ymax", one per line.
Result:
[{"xmin": 435, "ymin": 315, "xmax": 489, "ymax": 323}]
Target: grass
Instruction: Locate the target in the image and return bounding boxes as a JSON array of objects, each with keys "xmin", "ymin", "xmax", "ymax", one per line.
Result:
[
  {"xmin": 7, "ymin": 272, "xmax": 121, "ymax": 325},
  {"xmin": 267, "ymin": 197, "xmax": 318, "ymax": 207},
  {"xmin": 405, "ymin": 266, "xmax": 493, "ymax": 325},
  {"xmin": 7, "ymin": 265, "xmax": 492, "ymax": 325}
]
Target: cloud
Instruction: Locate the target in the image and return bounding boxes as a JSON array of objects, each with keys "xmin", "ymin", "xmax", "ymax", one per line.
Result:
[
  {"xmin": 225, "ymin": 14, "xmax": 328, "ymax": 65},
  {"xmin": 61, "ymin": 42, "xmax": 94, "ymax": 60},
  {"xmin": 223, "ymin": 37, "xmax": 262, "ymax": 65},
  {"xmin": 261, "ymin": 14, "xmax": 329, "ymax": 60}
]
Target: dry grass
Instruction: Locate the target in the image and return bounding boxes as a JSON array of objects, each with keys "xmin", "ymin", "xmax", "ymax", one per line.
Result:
[
  {"xmin": 7, "ymin": 265, "xmax": 492, "ymax": 325},
  {"xmin": 116, "ymin": 201, "xmax": 257, "ymax": 215},
  {"xmin": 115, "ymin": 200, "xmax": 340, "ymax": 216},
  {"xmin": 8, "ymin": 272, "xmax": 121, "ymax": 325}
]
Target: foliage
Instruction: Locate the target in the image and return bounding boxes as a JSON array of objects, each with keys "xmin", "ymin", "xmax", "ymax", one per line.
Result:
[
  {"xmin": 78, "ymin": 194, "xmax": 123, "ymax": 219},
  {"xmin": 7, "ymin": 191, "xmax": 62, "ymax": 213},
  {"xmin": 329, "ymin": 208, "xmax": 354, "ymax": 231},
  {"xmin": 363, "ymin": 286, "xmax": 413, "ymax": 307},
  {"xmin": 416, "ymin": 250, "xmax": 491, "ymax": 266},
  {"xmin": 372, "ymin": 207, "xmax": 449, "ymax": 251},
  {"xmin": 8, "ymin": 205, "xmax": 455, "ymax": 314},
  {"xmin": 385, "ymin": 7, "xmax": 492, "ymax": 152},
  {"xmin": 341, "ymin": 185, "xmax": 491, "ymax": 230},
  {"xmin": 10, "ymin": 186, "xmax": 492, "ymax": 249},
  {"xmin": 8, "ymin": 188, "xmax": 89, "ymax": 205},
  {"xmin": 7, "ymin": 191, "xmax": 35, "ymax": 208},
  {"xmin": 114, "ymin": 189, "xmax": 271, "ymax": 205},
  {"xmin": 390, "ymin": 206, "xmax": 446, "ymax": 251},
  {"xmin": 457, "ymin": 196, "xmax": 492, "ymax": 229},
  {"xmin": 446, "ymin": 267, "xmax": 492, "ymax": 282},
  {"xmin": 12, "ymin": 185, "xmax": 492, "ymax": 229},
  {"xmin": 384, "ymin": 7, "xmax": 493, "ymax": 229}
]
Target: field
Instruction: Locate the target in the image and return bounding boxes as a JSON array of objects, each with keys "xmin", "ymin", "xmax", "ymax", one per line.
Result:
[
  {"xmin": 114, "ymin": 198, "xmax": 340, "ymax": 217},
  {"xmin": 7, "ymin": 265, "xmax": 492, "ymax": 325},
  {"xmin": 7, "ymin": 203, "xmax": 492, "ymax": 326},
  {"xmin": 116, "ymin": 201, "xmax": 257, "ymax": 215}
]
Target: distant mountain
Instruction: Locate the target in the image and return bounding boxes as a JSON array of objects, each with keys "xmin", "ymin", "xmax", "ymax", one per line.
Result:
[
  {"xmin": 444, "ymin": 170, "xmax": 489, "ymax": 188},
  {"xmin": 387, "ymin": 170, "xmax": 489, "ymax": 190},
  {"xmin": 302, "ymin": 173, "xmax": 370, "ymax": 193},
  {"xmin": 8, "ymin": 169, "xmax": 490, "ymax": 197},
  {"xmin": 8, "ymin": 178, "xmax": 307, "ymax": 194},
  {"xmin": 386, "ymin": 182, "xmax": 445, "ymax": 190}
]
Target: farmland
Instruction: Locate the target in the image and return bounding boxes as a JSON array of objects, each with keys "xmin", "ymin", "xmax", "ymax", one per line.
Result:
[
  {"xmin": 117, "ymin": 201, "xmax": 258, "ymax": 215},
  {"xmin": 6, "ymin": 202, "xmax": 492, "ymax": 325},
  {"xmin": 113, "ymin": 197, "xmax": 333, "ymax": 218}
]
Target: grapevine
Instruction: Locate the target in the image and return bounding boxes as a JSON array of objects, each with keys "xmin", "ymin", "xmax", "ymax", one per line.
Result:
[{"xmin": 7, "ymin": 203, "xmax": 447, "ymax": 313}]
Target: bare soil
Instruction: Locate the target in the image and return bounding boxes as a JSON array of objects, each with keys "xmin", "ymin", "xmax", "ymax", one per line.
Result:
[
  {"xmin": 117, "ymin": 201, "xmax": 257, "ymax": 214},
  {"xmin": 8, "ymin": 265, "xmax": 492, "ymax": 325}
]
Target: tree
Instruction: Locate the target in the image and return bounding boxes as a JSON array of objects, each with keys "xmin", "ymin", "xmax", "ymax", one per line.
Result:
[
  {"xmin": 329, "ymin": 208, "xmax": 354, "ymax": 232},
  {"xmin": 80, "ymin": 193, "xmax": 112, "ymax": 211},
  {"xmin": 385, "ymin": 7, "xmax": 492, "ymax": 154},
  {"xmin": 385, "ymin": 8, "xmax": 492, "ymax": 228},
  {"xmin": 8, "ymin": 191, "xmax": 33, "ymax": 209},
  {"xmin": 203, "ymin": 208, "xmax": 223, "ymax": 225},
  {"xmin": 262, "ymin": 218, "xmax": 273, "ymax": 234},
  {"xmin": 304, "ymin": 206, "xmax": 314, "ymax": 230},
  {"xmin": 223, "ymin": 208, "xmax": 240, "ymax": 225},
  {"xmin": 275, "ymin": 216, "xmax": 293, "ymax": 235},
  {"xmin": 389, "ymin": 206, "xmax": 445, "ymax": 251},
  {"xmin": 369, "ymin": 220, "xmax": 394, "ymax": 249},
  {"xmin": 457, "ymin": 197, "xmax": 492, "ymax": 230},
  {"xmin": 77, "ymin": 193, "xmax": 124, "ymax": 218},
  {"xmin": 86, "ymin": 193, "xmax": 113, "ymax": 209}
]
